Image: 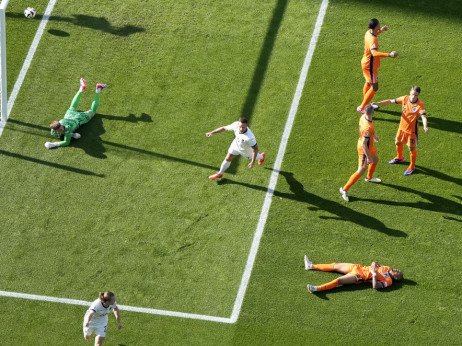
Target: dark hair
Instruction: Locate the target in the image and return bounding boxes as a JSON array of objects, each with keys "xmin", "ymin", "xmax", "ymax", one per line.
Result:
[
  {"xmin": 99, "ymin": 291, "xmax": 115, "ymax": 303},
  {"xmin": 364, "ymin": 104, "xmax": 374, "ymax": 115},
  {"xmin": 412, "ymin": 86, "xmax": 421, "ymax": 93},
  {"xmin": 368, "ymin": 18, "xmax": 379, "ymax": 29},
  {"xmin": 239, "ymin": 117, "xmax": 248, "ymax": 124}
]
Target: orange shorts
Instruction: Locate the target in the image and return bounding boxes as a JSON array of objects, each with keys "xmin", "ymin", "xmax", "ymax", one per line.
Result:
[
  {"xmin": 348, "ymin": 264, "xmax": 370, "ymax": 283},
  {"xmin": 357, "ymin": 146, "xmax": 377, "ymax": 168},
  {"xmin": 396, "ymin": 129, "xmax": 417, "ymax": 147},
  {"xmin": 362, "ymin": 64, "xmax": 379, "ymax": 84}
]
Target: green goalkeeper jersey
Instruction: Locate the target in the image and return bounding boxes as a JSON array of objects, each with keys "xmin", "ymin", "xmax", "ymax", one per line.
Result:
[{"xmin": 50, "ymin": 109, "xmax": 92, "ymax": 146}]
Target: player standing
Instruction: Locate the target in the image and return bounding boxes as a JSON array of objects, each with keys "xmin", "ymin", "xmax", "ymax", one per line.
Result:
[
  {"xmin": 357, "ymin": 18, "xmax": 398, "ymax": 114},
  {"xmin": 206, "ymin": 117, "xmax": 265, "ymax": 180},
  {"xmin": 373, "ymin": 86, "xmax": 428, "ymax": 176},
  {"xmin": 45, "ymin": 78, "xmax": 107, "ymax": 149},
  {"xmin": 304, "ymin": 255, "xmax": 403, "ymax": 293},
  {"xmin": 340, "ymin": 104, "xmax": 381, "ymax": 202},
  {"xmin": 83, "ymin": 291, "xmax": 122, "ymax": 345}
]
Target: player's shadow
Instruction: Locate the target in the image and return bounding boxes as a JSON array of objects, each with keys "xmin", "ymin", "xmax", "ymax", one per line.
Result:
[
  {"xmin": 416, "ymin": 165, "xmax": 462, "ymax": 186},
  {"xmin": 218, "ymin": 170, "xmax": 407, "ymax": 237},
  {"xmin": 7, "ymin": 13, "xmax": 145, "ymax": 36},
  {"xmin": 356, "ymin": 183, "xmax": 462, "ymax": 217}
]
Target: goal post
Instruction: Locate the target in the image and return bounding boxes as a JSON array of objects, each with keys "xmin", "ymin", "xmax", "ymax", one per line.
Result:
[{"xmin": 0, "ymin": 0, "xmax": 9, "ymax": 123}]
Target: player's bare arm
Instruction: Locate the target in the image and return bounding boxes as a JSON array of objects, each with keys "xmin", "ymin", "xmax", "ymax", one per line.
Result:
[
  {"xmin": 388, "ymin": 51, "xmax": 399, "ymax": 58},
  {"xmin": 361, "ymin": 138, "xmax": 373, "ymax": 164},
  {"xmin": 372, "ymin": 99, "xmax": 394, "ymax": 106},
  {"xmin": 206, "ymin": 126, "xmax": 226, "ymax": 137},
  {"xmin": 249, "ymin": 144, "xmax": 259, "ymax": 168},
  {"xmin": 380, "ymin": 25, "xmax": 389, "ymax": 31},
  {"xmin": 84, "ymin": 310, "xmax": 95, "ymax": 327},
  {"xmin": 421, "ymin": 115, "xmax": 429, "ymax": 133},
  {"xmin": 114, "ymin": 307, "xmax": 123, "ymax": 329}
]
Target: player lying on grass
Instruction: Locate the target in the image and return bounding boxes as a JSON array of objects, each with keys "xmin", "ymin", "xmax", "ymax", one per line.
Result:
[
  {"xmin": 83, "ymin": 291, "xmax": 122, "ymax": 345},
  {"xmin": 372, "ymin": 86, "xmax": 428, "ymax": 176},
  {"xmin": 45, "ymin": 78, "xmax": 107, "ymax": 149},
  {"xmin": 206, "ymin": 117, "xmax": 265, "ymax": 180},
  {"xmin": 304, "ymin": 255, "xmax": 403, "ymax": 293}
]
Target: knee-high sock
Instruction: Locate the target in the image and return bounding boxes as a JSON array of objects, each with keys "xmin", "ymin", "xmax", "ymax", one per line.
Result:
[
  {"xmin": 396, "ymin": 145, "xmax": 404, "ymax": 159},
  {"xmin": 317, "ymin": 279, "xmax": 340, "ymax": 291},
  {"xmin": 343, "ymin": 172, "xmax": 361, "ymax": 191},
  {"xmin": 90, "ymin": 93, "xmax": 100, "ymax": 114},
  {"xmin": 219, "ymin": 160, "xmax": 231, "ymax": 175},
  {"xmin": 256, "ymin": 153, "xmax": 263, "ymax": 160},
  {"xmin": 70, "ymin": 91, "xmax": 82, "ymax": 109},
  {"xmin": 367, "ymin": 163, "xmax": 377, "ymax": 179},
  {"xmin": 360, "ymin": 89, "xmax": 376, "ymax": 109},
  {"xmin": 312, "ymin": 263, "xmax": 335, "ymax": 271},
  {"xmin": 410, "ymin": 149, "xmax": 417, "ymax": 169},
  {"xmin": 363, "ymin": 84, "xmax": 371, "ymax": 97}
]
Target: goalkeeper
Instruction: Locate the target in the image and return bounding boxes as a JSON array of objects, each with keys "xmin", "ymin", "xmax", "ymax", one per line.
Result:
[{"xmin": 45, "ymin": 78, "xmax": 107, "ymax": 149}]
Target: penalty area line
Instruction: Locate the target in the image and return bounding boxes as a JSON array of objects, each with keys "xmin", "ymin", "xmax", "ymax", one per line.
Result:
[
  {"xmin": 229, "ymin": 0, "xmax": 329, "ymax": 324},
  {"xmin": 0, "ymin": 0, "xmax": 58, "ymax": 136},
  {"xmin": 0, "ymin": 291, "xmax": 233, "ymax": 324}
]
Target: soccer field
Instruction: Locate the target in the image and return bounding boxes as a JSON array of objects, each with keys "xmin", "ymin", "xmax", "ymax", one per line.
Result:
[{"xmin": 0, "ymin": 0, "xmax": 461, "ymax": 344}]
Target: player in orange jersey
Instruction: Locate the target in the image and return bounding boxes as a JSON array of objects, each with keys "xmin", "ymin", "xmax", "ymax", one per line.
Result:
[
  {"xmin": 373, "ymin": 86, "xmax": 428, "ymax": 176},
  {"xmin": 339, "ymin": 104, "xmax": 381, "ymax": 202},
  {"xmin": 357, "ymin": 18, "xmax": 399, "ymax": 115},
  {"xmin": 304, "ymin": 255, "xmax": 403, "ymax": 293}
]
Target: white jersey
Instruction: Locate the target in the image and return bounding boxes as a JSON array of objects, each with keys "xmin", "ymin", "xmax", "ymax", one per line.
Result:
[
  {"xmin": 225, "ymin": 121, "xmax": 257, "ymax": 152},
  {"xmin": 85, "ymin": 299, "xmax": 117, "ymax": 326}
]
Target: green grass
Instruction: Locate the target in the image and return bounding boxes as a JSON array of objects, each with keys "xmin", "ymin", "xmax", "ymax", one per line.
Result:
[{"xmin": 1, "ymin": 0, "xmax": 461, "ymax": 344}]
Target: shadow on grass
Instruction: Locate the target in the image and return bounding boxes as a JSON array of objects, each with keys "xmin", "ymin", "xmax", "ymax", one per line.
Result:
[
  {"xmin": 0, "ymin": 149, "xmax": 104, "ymax": 177},
  {"xmin": 7, "ymin": 13, "xmax": 145, "ymax": 36},
  {"xmin": 218, "ymin": 170, "xmax": 407, "ymax": 237},
  {"xmin": 311, "ymin": 278, "xmax": 416, "ymax": 300},
  {"xmin": 356, "ymin": 183, "xmax": 462, "ymax": 217}
]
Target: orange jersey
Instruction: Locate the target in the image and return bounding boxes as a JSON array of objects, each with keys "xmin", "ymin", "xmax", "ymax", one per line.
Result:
[
  {"xmin": 357, "ymin": 114, "xmax": 376, "ymax": 154},
  {"xmin": 361, "ymin": 30, "xmax": 388, "ymax": 70},
  {"xmin": 349, "ymin": 264, "xmax": 393, "ymax": 287},
  {"xmin": 395, "ymin": 95, "xmax": 426, "ymax": 134}
]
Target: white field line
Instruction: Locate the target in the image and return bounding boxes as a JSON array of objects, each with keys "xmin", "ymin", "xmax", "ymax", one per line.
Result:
[
  {"xmin": 229, "ymin": 0, "xmax": 329, "ymax": 323},
  {"xmin": 0, "ymin": 0, "xmax": 329, "ymax": 324},
  {"xmin": 0, "ymin": 0, "xmax": 57, "ymax": 136}
]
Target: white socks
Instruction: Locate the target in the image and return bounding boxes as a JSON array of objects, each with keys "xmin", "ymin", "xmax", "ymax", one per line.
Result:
[{"xmin": 219, "ymin": 160, "xmax": 231, "ymax": 174}]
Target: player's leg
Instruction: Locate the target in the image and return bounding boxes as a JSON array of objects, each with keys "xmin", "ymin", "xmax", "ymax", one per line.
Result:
[
  {"xmin": 95, "ymin": 335, "xmax": 105, "ymax": 345},
  {"xmin": 69, "ymin": 78, "xmax": 87, "ymax": 110},
  {"xmin": 340, "ymin": 155, "xmax": 368, "ymax": 201},
  {"xmin": 358, "ymin": 67, "xmax": 378, "ymax": 113},
  {"xmin": 365, "ymin": 151, "xmax": 381, "ymax": 182},
  {"xmin": 390, "ymin": 131, "xmax": 406, "ymax": 164},
  {"xmin": 307, "ymin": 273, "xmax": 356, "ymax": 293},
  {"xmin": 405, "ymin": 145, "xmax": 417, "ymax": 176},
  {"xmin": 209, "ymin": 153, "xmax": 237, "ymax": 180}
]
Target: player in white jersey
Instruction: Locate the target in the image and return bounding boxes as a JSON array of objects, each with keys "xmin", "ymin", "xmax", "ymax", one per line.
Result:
[
  {"xmin": 206, "ymin": 117, "xmax": 266, "ymax": 180},
  {"xmin": 83, "ymin": 291, "xmax": 122, "ymax": 345}
]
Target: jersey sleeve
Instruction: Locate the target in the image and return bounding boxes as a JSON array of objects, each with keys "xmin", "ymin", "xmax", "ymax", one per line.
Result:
[
  {"xmin": 225, "ymin": 121, "xmax": 238, "ymax": 132},
  {"xmin": 89, "ymin": 300, "xmax": 99, "ymax": 312},
  {"xmin": 59, "ymin": 133, "xmax": 72, "ymax": 147},
  {"xmin": 248, "ymin": 137, "xmax": 257, "ymax": 147},
  {"xmin": 419, "ymin": 101, "xmax": 426, "ymax": 117},
  {"xmin": 394, "ymin": 96, "xmax": 405, "ymax": 104}
]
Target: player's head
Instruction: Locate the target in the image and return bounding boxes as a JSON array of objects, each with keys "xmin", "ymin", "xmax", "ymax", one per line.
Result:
[
  {"xmin": 410, "ymin": 86, "xmax": 420, "ymax": 103},
  {"xmin": 368, "ymin": 18, "xmax": 380, "ymax": 30},
  {"xmin": 238, "ymin": 117, "xmax": 248, "ymax": 134},
  {"xmin": 390, "ymin": 268, "xmax": 403, "ymax": 281},
  {"xmin": 364, "ymin": 104, "xmax": 374, "ymax": 117},
  {"xmin": 99, "ymin": 291, "xmax": 116, "ymax": 306},
  {"xmin": 50, "ymin": 121, "xmax": 64, "ymax": 136}
]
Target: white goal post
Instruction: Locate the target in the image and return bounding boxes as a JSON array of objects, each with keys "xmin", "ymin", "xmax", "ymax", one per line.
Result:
[{"xmin": 0, "ymin": 0, "xmax": 9, "ymax": 123}]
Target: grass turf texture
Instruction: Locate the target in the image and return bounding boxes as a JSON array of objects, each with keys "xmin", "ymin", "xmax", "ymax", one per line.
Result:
[{"xmin": 1, "ymin": 0, "xmax": 461, "ymax": 344}]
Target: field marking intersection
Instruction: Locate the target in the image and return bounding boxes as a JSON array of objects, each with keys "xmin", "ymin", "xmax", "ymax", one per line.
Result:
[{"xmin": 0, "ymin": 0, "xmax": 329, "ymax": 324}]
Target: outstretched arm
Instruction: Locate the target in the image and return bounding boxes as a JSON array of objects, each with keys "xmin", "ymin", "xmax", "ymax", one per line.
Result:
[
  {"xmin": 206, "ymin": 126, "xmax": 227, "ymax": 137},
  {"xmin": 372, "ymin": 99, "xmax": 395, "ymax": 106},
  {"xmin": 113, "ymin": 307, "xmax": 123, "ymax": 330}
]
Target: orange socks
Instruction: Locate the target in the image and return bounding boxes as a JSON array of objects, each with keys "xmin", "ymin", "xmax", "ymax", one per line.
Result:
[
  {"xmin": 367, "ymin": 163, "xmax": 377, "ymax": 179},
  {"xmin": 317, "ymin": 279, "xmax": 340, "ymax": 291},
  {"xmin": 395, "ymin": 145, "xmax": 404, "ymax": 159},
  {"xmin": 410, "ymin": 149, "xmax": 417, "ymax": 169},
  {"xmin": 360, "ymin": 89, "xmax": 376, "ymax": 109},
  {"xmin": 363, "ymin": 84, "xmax": 371, "ymax": 96},
  {"xmin": 343, "ymin": 172, "xmax": 361, "ymax": 191},
  {"xmin": 312, "ymin": 263, "xmax": 335, "ymax": 271}
]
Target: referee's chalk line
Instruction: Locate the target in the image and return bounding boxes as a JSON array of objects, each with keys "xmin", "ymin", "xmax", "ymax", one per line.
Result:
[
  {"xmin": 0, "ymin": 0, "xmax": 57, "ymax": 136},
  {"xmin": 230, "ymin": 0, "xmax": 329, "ymax": 323},
  {"xmin": 0, "ymin": 0, "xmax": 329, "ymax": 324}
]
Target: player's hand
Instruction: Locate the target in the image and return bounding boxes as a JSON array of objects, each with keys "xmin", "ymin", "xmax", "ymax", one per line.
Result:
[
  {"xmin": 389, "ymin": 51, "xmax": 399, "ymax": 58},
  {"xmin": 206, "ymin": 132, "xmax": 212, "ymax": 137},
  {"xmin": 44, "ymin": 142, "xmax": 57, "ymax": 149},
  {"xmin": 380, "ymin": 26, "xmax": 389, "ymax": 31},
  {"xmin": 373, "ymin": 135, "xmax": 379, "ymax": 143},
  {"xmin": 118, "ymin": 322, "xmax": 123, "ymax": 330},
  {"xmin": 248, "ymin": 162, "xmax": 254, "ymax": 168},
  {"xmin": 71, "ymin": 133, "xmax": 81, "ymax": 139}
]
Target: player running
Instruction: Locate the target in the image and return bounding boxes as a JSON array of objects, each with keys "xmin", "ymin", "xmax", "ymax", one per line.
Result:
[
  {"xmin": 45, "ymin": 78, "xmax": 107, "ymax": 149},
  {"xmin": 373, "ymin": 86, "xmax": 428, "ymax": 176},
  {"xmin": 304, "ymin": 255, "xmax": 403, "ymax": 293},
  {"xmin": 340, "ymin": 104, "xmax": 381, "ymax": 202},
  {"xmin": 206, "ymin": 117, "xmax": 265, "ymax": 180},
  {"xmin": 83, "ymin": 291, "xmax": 122, "ymax": 345},
  {"xmin": 357, "ymin": 18, "xmax": 398, "ymax": 115}
]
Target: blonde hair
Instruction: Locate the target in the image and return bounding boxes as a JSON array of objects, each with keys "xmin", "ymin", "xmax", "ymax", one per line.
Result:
[
  {"xmin": 99, "ymin": 291, "xmax": 115, "ymax": 303},
  {"xmin": 50, "ymin": 121, "xmax": 61, "ymax": 130}
]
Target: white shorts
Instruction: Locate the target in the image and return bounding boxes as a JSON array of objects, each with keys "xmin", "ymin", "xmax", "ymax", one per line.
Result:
[
  {"xmin": 228, "ymin": 142, "xmax": 253, "ymax": 160},
  {"xmin": 83, "ymin": 323, "xmax": 107, "ymax": 338}
]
